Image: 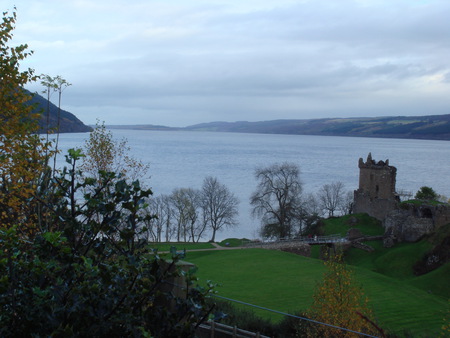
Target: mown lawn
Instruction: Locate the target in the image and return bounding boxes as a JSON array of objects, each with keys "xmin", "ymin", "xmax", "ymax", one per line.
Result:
[
  {"xmin": 186, "ymin": 248, "xmax": 448, "ymax": 337},
  {"xmin": 148, "ymin": 242, "xmax": 215, "ymax": 252}
]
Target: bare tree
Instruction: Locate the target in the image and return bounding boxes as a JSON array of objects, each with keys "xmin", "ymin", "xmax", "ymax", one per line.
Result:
[
  {"xmin": 170, "ymin": 188, "xmax": 203, "ymax": 242},
  {"xmin": 250, "ymin": 162, "xmax": 303, "ymax": 240},
  {"xmin": 303, "ymin": 193, "xmax": 323, "ymax": 217},
  {"xmin": 141, "ymin": 194, "xmax": 173, "ymax": 242},
  {"xmin": 340, "ymin": 190, "xmax": 354, "ymax": 215},
  {"xmin": 52, "ymin": 76, "xmax": 71, "ymax": 173},
  {"xmin": 317, "ymin": 181, "xmax": 345, "ymax": 217},
  {"xmin": 201, "ymin": 176, "xmax": 239, "ymax": 242}
]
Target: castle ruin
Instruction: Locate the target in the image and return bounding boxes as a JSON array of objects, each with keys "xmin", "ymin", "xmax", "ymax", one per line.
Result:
[
  {"xmin": 353, "ymin": 153, "xmax": 450, "ymax": 244},
  {"xmin": 353, "ymin": 153, "xmax": 399, "ymax": 220}
]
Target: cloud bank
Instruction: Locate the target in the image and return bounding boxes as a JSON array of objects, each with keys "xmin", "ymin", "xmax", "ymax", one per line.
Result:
[{"xmin": 7, "ymin": 0, "xmax": 450, "ymax": 126}]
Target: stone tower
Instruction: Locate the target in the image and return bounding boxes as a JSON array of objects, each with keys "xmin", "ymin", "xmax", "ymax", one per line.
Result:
[{"xmin": 353, "ymin": 153, "xmax": 399, "ymax": 220}]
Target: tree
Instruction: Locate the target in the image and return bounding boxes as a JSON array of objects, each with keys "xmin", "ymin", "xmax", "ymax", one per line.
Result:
[
  {"xmin": 307, "ymin": 254, "xmax": 382, "ymax": 337},
  {"xmin": 0, "ymin": 9, "xmax": 53, "ymax": 235},
  {"xmin": 40, "ymin": 74, "xmax": 57, "ymax": 140},
  {"xmin": 141, "ymin": 194, "xmax": 173, "ymax": 242},
  {"xmin": 201, "ymin": 176, "xmax": 239, "ymax": 242},
  {"xmin": 415, "ymin": 186, "xmax": 438, "ymax": 201},
  {"xmin": 0, "ymin": 10, "xmax": 212, "ymax": 336},
  {"xmin": 82, "ymin": 121, "xmax": 149, "ymax": 182},
  {"xmin": 341, "ymin": 190, "xmax": 354, "ymax": 215},
  {"xmin": 0, "ymin": 149, "xmax": 213, "ymax": 336},
  {"xmin": 318, "ymin": 181, "xmax": 346, "ymax": 217},
  {"xmin": 250, "ymin": 162, "xmax": 303, "ymax": 239},
  {"xmin": 170, "ymin": 187, "xmax": 204, "ymax": 242}
]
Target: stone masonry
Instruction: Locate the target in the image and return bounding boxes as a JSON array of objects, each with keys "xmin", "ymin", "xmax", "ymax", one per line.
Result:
[
  {"xmin": 353, "ymin": 153, "xmax": 399, "ymax": 220},
  {"xmin": 353, "ymin": 153, "xmax": 450, "ymax": 244}
]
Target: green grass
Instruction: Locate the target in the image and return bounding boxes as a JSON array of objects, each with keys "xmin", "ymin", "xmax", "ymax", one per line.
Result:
[
  {"xmin": 186, "ymin": 249, "xmax": 448, "ymax": 336},
  {"xmin": 345, "ymin": 240, "xmax": 433, "ymax": 279},
  {"xmin": 187, "ymin": 249, "xmax": 324, "ymax": 321},
  {"xmin": 321, "ymin": 213, "xmax": 384, "ymax": 237},
  {"xmin": 409, "ymin": 262, "xmax": 450, "ymax": 298},
  {"xmin": 148, "ymin": 242, "xmax": 215, "ymax": 252}
]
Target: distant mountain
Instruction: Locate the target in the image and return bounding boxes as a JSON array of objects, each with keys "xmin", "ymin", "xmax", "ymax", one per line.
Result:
[
  {"xmin": 28, "ymin": 91, "xmax": 92, "ymax": 133},
  {"xmin": 109, "ymin": 114, "xmax": 450, "ymax": 141}
]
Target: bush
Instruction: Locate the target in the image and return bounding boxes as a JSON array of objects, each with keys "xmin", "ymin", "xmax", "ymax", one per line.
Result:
[
  {"xmin": 415, "ymin": 186, "xmax": 438, "ymax": 201},
  {"xmin": 0, "ymin": 150, "xmax": 212, "ymax": 337}
]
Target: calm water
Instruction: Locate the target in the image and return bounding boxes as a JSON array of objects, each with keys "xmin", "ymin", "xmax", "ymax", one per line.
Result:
[{"xmin": 55, "ymin": 130, "xmax": 450, "ymax": 241}]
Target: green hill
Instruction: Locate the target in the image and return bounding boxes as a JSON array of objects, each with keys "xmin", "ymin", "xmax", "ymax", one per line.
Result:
[
  {"xmin": 183, "ymin": 214, "xmax": 449, "ymax": 336},
  {"xmin": 186, "ymin": 249, "xmax": 448, "ymax": 336}
]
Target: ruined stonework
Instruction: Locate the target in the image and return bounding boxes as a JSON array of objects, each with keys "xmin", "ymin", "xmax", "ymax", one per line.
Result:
[
  {"xmin": 384, "ymin": 209, "xmax": 434, "ymax": 243},
  {"xmin": 353, "ymin": 153, "xmax": 399, "ymax": 220},
  {"xmin": 353, "ymin": 153, "xmax": 450, "ymax": 244},
  {"xmin": 384, "ymin": 204, "xmax": 450, "ymax": 244}
]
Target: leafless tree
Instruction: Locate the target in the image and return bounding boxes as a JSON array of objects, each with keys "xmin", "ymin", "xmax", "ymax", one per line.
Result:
[
  {"xmin": 250, "ymin": 162, "xmax": 303, "ymax": 239},
  {"xmin": 340, "ymin": 190, "xmax": 354, "ymax": 215},
  {"xmin": 170, "ymin": 188, "xmax": 201, "ymax": 242},
  {"xmin": 201, "ymin": 176, "xmax": 239, "ymax": 242},
  {"xmin": 318, "ymin": 181, "xmax": 346, "ymax": 217},
  {"xmin": 141, "ymin": 194, "xmax": 174, "ymax": 242}
]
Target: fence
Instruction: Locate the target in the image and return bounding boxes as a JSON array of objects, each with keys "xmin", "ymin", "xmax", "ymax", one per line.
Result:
[
  {"xmin": 244, "ymin": 234, "xmax": 348, "ymax": 247},
  {"xmin": 196, "ymin": 321, "xmax": 270, "ymax": 338}
]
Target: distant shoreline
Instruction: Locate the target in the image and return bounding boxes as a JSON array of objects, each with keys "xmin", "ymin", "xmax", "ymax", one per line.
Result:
[{"xmin": 106, "ymin": 114, "xmax": 450, "ymax": 141}]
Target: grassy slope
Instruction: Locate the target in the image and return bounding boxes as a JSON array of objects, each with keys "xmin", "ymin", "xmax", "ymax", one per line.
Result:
[
  {"xmin": 185, "ymin": 214, "xmax": 449, "ymax": 336},
  {"xmin": 186, "ymin": 249, "xmax": 324, "ymax": 319},
  {"xmin": 187, "ymin": 249, "xmax": 448, "ymax": 336}
]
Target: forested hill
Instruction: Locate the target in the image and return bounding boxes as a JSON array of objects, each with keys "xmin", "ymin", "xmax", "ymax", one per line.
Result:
[
  {"xmin": 110, "ymin": 114, "xmax": 450, "ymax": 141},
  {"xmin": 184, "ymin": 115, "xmax": 450, "ymax": 140},
  {"xmin": 28, "ymin": 91, "xmax": 92, "ymax": 133}
]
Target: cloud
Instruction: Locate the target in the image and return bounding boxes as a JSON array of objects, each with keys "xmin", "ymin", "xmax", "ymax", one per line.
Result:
[{"xmin": 9, "ymin": 0, "xmax": 450, "ymax": 126}]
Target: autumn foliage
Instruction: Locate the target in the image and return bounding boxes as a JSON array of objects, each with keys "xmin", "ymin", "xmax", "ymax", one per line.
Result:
[
  {"xmin": 0, "ymin": 9, "xmax": 53, "ymax": 236},
  {"xmin": 307, "ymin": 254, "xmax": 381, "ymax": 337}
]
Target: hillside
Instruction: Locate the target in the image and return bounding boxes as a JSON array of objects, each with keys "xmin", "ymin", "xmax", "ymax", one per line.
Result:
[
  {"xmin": 110, "ymin": 114, "xmax": 450, "ymax": 140},
  {"xmin": 166, "ymin": 213, "xmax": 450, "ymax": 336},
  {"xmin": 186, "ymin": 115, "xmax": 450, "ymax": 140},
  {"xmin": 27, "ymin": 91, "xmax": 92, "ymax": 133}
]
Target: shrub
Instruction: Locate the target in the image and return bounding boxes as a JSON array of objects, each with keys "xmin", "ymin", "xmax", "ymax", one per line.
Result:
[{"xmin": 0, "ymin": 150, "xmax": 212, "ymax": 337}]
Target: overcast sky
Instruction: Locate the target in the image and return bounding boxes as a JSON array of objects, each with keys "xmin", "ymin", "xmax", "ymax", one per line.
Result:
[{"xmin": 4, "ymin": 0, "xmax": 450, "ymax": 127}]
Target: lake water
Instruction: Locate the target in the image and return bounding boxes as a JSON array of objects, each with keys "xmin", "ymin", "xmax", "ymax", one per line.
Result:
[{"xmin": 55, "ymin": 129, "xmax": 450, "ymax": 241}]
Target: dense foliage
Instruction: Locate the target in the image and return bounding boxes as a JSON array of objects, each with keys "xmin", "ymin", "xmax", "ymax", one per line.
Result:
[
  {"xmin": 0, "ymin": 9, "xmax": 53, "ymax": 235},
  {"xmin": 415, "ymin": 186, "xmax": 438, "ymax": 201},
  {"xmin": 0, "ymin": 9, "xmax": 211, "ymax": 336}
]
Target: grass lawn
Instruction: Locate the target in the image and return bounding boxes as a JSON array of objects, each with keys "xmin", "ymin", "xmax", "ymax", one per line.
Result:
[
  {"xmin": 148, "ymin": 242, "xmax": 215, "ymax": 252},
  {"xmin": 186, "ymin": 248, "xmax": 448, "ymax": 337},
  {"xmin": 321, "ymin": 213, "xmax": 384, "ymax": 237},
  {"xmin": 217, "ymin": 238, "xmax": 251, "ymax": 247}
]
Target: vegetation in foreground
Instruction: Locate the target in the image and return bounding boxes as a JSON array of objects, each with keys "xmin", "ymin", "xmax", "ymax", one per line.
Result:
[{"xmin": 0, "ymin": 10, "xmax": 212, "ymax": 336}]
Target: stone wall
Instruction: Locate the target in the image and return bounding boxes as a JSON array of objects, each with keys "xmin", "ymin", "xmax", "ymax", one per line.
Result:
[
  {"xmin": 384, "ymin": 203, "xmax": 450, "ymax": 245},
  {"xmin": 247, "ymin": 241, "xmax": 311, "ymax": 257}
]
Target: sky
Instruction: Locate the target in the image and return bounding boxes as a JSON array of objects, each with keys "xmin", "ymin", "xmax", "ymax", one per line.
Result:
[{"xmin": 4, "ymin": 0, "xmax": 450, "ymax": 127}]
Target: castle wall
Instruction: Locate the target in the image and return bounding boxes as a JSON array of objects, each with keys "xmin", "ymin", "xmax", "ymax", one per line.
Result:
[
  {"xmin": 353, "ymin": 153, "xmax": 450, "ymax": 244},
  {"xmin": 353, "ymin": 191, "xmax": 399, "ymax": 220},
  {"xmin": 353, "ymin": 153, "xmax": 399, "ymax": 220}
]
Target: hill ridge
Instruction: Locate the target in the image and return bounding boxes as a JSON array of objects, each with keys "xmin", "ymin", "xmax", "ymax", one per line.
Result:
[{"xmin": 108, "ymin": 114, "xmax": 450, "ymax": 141}]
